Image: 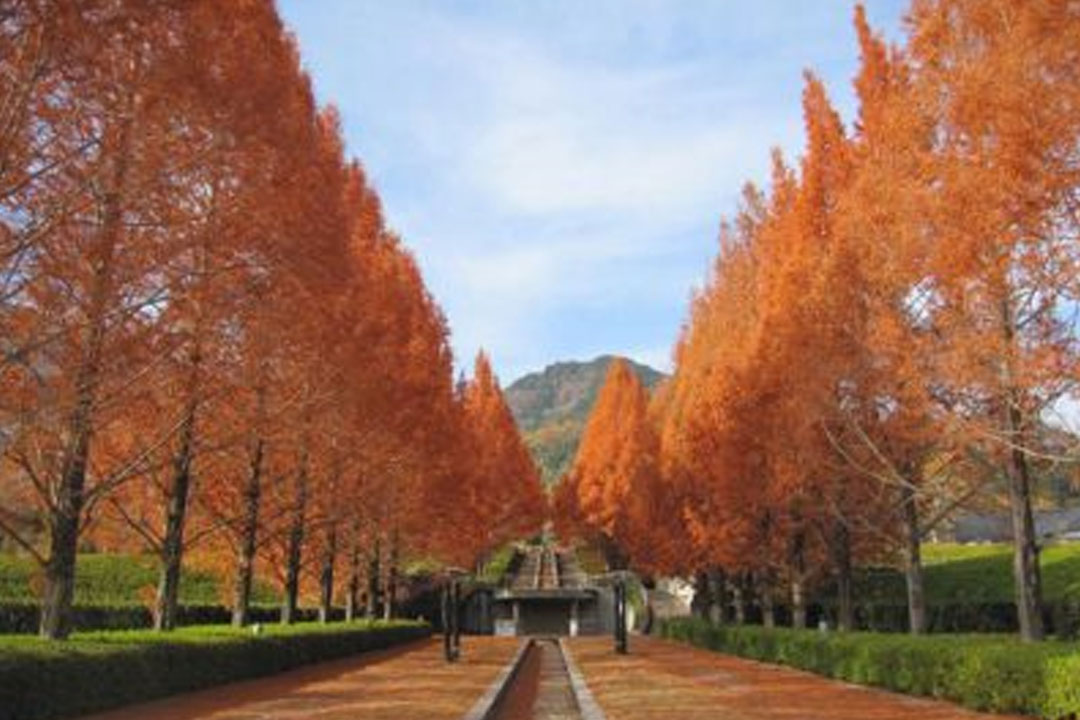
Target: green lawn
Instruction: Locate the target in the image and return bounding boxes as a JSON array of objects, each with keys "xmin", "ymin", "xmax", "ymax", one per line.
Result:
[
  {"xmin": 922, "ymin": 542, "xmax": 1015, "ymax": 565},
  {"xmin": 0, "ymin": 553, "xmax": 278, "ymax": 606},
  {"xmin": 922, "ymin": 542, "xmax": 1080, "ymax": 603},
  {"xmin": 844, "ymin": 542, "xmax": 1080, "ymax": 606}
]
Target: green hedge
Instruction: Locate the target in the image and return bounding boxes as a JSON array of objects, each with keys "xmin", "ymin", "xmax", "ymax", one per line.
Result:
[
  {"xmin": 737, "ymin": 599, "xmax": 1080, "ymax": 637},
  {"xmin": 0, "ymin": 619, "xmax": 429, "ymax": 720},
  {"xmin": 660, "ymin": 617, "xmax": 1080, "ymax": 718}
]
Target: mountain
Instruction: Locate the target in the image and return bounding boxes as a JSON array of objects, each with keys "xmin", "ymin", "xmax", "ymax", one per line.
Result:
[{"xmin": 504, "ymin": 355, "xmax": 666, "ymax": 486}]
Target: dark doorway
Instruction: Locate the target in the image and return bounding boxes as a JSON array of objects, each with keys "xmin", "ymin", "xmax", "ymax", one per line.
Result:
[{"xmin": 519, "ymin": 600, "xmax": 571, "ymax": 635}]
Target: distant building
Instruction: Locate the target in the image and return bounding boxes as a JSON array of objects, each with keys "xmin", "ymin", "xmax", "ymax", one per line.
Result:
[{"xmin": 949, "ymin": 507, "xmax": 1080, "ymax": 543}]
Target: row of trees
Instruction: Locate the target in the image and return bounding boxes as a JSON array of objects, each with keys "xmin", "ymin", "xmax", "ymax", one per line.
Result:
[
  {"xmin": 557, "ymin": 0, "xmax": 1080, "ymax": 642},
  {"xmin": 0, "ymin": 0, "xmax": 544, "ymax": 639}
]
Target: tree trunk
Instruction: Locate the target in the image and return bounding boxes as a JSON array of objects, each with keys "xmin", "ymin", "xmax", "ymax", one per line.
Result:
[
  {"xmin": 791, "ymin": 579, "xmax": 807, "ymax": 630},
  {"xmin": 383, "ymin": 530, "xmax": 398, "ymax": 620},
  {"xmin": 39, "ymin": 246, "xmax": 112, "ymax": 640},
  {"xmin": 758, "ymin": 513, "xmax": 776, "ymax": 629},
  {"xmin": 999, "ymin": 296, "xmax": 1044, "ymax": 642},
  {"xmin": 365, "ymin": 536, "xmax": 381, "ymax": 618},
  {"xmin": 790, "ymin": 530, "xmax": 807, "ymax": 630},
  {"xmin": 39, "ymin": 116, "xmax": 132, "ymax": 640},
  {"xmin": 154, "ymin": 398, "xmax": 197, "ymax": 632},
  {"xmin": 232, "ymin": 437, "xmax": 263, "ymax": 628},
  {"xmin": 39, "ymin": 510, "xmax": 80, "ymax": 639},
  {"xmin": 761, "ymin": 575, "xmax": 776, "ymax": 629},
  {"xmin": 319, "ymin": 521, "xmax": 337, "ymax": 623},
  {"xmin": 345, "ymin": 520, "xmax": 361, "ymax": 622},
  {"xmin": 900, "ymin": 482, "xmax": 927, "ymax": 634},
  {"xmin": 707, "ymin": 568, "xmax": 725, "ymax": 624},
  {"xmin": 691, "ymin": 571, "xmax": 709, "ymax": 619},
  {"xmin": 730, "ymin": 575, "xmax": 746, "ymax": 625},
  {"xmin": 832, "ymin": 521, "xmax": 854, "ymax": 632},
  {"xmin": 281, "ymin": 458, "xmax": 308, "ymax": 625},
  {"xmin": 153, "ymin": 219, "xmax": 209, "ymax": 633},
  {"xmin": 1007, "ymin": 424, "xmax": 1044, "ymax": 641},
  {"xmin": 41, "ymin": 379, "xmax": 102, "ymax": 638}
]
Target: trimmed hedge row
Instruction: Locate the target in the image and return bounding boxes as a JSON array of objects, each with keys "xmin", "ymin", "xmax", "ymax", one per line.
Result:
[
  {"xmin": 660, "ymin": 617, "xmax": 1080, "ymax": 719},
  {"xmin": 0, "ymin": 619, "xmax": 429, "ymax": 720},
  {"xmin": 0, "ymin": 602, "xmax": 347, "ymax": 634},
  {"xmin": 724, "ymin": 600, "xmax": 1080, "ymax": 637}
]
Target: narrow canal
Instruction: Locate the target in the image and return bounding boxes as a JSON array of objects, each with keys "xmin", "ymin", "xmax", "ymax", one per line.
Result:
[{"xmin": 490, "ymin": 639, "xmax": 582, "ymax": 720}]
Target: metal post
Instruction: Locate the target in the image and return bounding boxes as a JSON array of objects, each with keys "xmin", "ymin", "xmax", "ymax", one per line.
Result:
[
  {"xmin": 451, "ymin": 579, "xmax": 462, "ymax": 660},
  {"xmin": 614, "ymin": 578, "xmax": 628, "ymax": 654},
  {"xmin": 442, "ymin": 581, "xmax": 454, "ymax": 662}
]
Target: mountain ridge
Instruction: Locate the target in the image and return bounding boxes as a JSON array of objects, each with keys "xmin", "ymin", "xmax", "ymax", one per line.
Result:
[{"xmin": 504, "ymin": 355, "xmax": 665, "ymax": 486}]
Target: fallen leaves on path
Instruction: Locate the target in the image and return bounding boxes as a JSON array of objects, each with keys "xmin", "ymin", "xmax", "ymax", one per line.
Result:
[
  {"xmin": 567, "ymin": 636, "xmax": 1032, "ymax": 720},
  {"xmin": 80, "ymin": 637, "xmax": 521, "ymax": 720}
]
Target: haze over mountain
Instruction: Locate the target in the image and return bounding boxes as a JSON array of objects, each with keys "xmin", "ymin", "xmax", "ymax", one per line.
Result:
[{"xmin": 504, "ymin": 356, "xmax": 665, "ymax": 486}]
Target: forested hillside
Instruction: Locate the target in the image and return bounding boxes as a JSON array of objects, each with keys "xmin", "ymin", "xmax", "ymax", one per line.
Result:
[{"xmin": 505, "ymin": 356, "xmax": 664, "ymax": 485}]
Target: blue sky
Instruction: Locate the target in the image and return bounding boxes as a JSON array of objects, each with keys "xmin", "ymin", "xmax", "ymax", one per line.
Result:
[{"xmin": 276, "ymin": 1, "xmax": 908, "ymax": 384}]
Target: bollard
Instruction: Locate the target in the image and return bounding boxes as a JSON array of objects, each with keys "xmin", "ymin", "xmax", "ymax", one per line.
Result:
[
  {"xmin": 442, "ymin": 581, "xmax": 457, "ymax": 662},
  {"xmin": 614, "ymin": 579, "xmax": 628, "ymax": 654}
]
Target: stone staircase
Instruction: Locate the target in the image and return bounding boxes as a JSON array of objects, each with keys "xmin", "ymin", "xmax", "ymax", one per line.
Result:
[
  {"xmin": 555, "ymin": 550, "xmax": 588, "ymax": 589},
  {"xmin": 512, "ymin": 548, "xmax": 541, "ymax": 590},
  {"xmin": 498, "ymin": 545, "xmax": 605, "ymax": 636},
  {"xmin": 510, "ymin": 546, "xmax": 587, "ymax": 591},
  {"xmin": 538, "ymin": 547, "xmax": 559, "ymax": 589}
]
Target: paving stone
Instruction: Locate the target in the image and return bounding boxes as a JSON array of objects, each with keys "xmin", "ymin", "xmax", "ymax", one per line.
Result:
[
  {"xmin": 566, "ymin": 636, "xmax": 1032, "ymax": 720},
  {"xmin": 78, "ymin": 637, "xmax": 521, "ymax": 720}
]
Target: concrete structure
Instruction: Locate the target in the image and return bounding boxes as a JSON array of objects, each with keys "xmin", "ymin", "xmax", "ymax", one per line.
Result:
[
  {"xmin": 491, "ymin": 546, "xmax": 605, "ymax": 636},
  {"xmin": 948, "ymin": 507, "xmax": 1080, "ymax": 543}
]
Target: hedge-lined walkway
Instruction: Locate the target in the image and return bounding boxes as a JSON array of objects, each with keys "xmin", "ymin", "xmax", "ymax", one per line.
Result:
[
  {"xmin": 79, "ymin": 637, "xmax": 520, "ymax": 720},
  {"xmin": 567, "ymin": 636, "xmax": 1031, "ymax": 720}
]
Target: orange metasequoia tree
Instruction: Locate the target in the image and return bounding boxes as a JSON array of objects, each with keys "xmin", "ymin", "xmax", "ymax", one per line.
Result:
[
  {"xmin": 562, "ymin": 359, "xmax": 660, "ymax": 570},
  {"xmin": 456, "ymin": 352, "xmax": 545, "ymax": 568},
  {"xmin": 0, "ymin": 0, "xmax": 477, "ymax": 638}
]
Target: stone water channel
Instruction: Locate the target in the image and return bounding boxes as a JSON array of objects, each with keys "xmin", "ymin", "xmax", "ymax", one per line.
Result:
[
  {"xmin": 460, "ymin": 545, "xmax": 606, "ymax": 720},
  {"xmin": 487, "ymin": 639, "xmax": 581, "ymax": 720},
  {"xmin": 463, "ymin": 636, "xmax": 605, "ymax": 720}
]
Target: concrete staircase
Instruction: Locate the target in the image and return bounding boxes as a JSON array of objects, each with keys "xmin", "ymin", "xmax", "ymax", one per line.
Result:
[
  {"xmin": 512, "ymin": 548, "xmax": 541, "ymax": 590},
  {"xmin": 498, "ymin": 545, "xmax": 605, "ymax": 636},
  {"xmin": 555, "ymin": 550, "xmax": 588, "ymax": 589},
  {"xmin": 510, "ymin": 546, "xmax": 588, "ymax": 591},
  {"xmin": 538, "ymin": 547, "xmax": 559, "ymax": 590}
]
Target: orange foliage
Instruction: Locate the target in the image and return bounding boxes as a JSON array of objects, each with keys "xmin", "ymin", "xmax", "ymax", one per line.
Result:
[
  {"xmin": 0, "ymin": 0, "xmax": 500, "ymax": 635},
  {"xmin": 572, "ymin": 1, "xmax": 1080, "ymax": 641}
]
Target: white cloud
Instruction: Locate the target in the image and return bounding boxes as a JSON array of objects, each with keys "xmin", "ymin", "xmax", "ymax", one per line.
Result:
[
  {"xmin": 1045, "ymin": 393, "xmax": 1080, "ymax": 435},
  {"xmin": 625, "ymin": 344, "xmax": 675, "ymax": 374},
  {"xmin": 398, "ymin": 15, "xmax": 791, "ymax": 223},
  {"xmin": 278, "ymin": 0, "xmax": 910, "ymax": 380}
]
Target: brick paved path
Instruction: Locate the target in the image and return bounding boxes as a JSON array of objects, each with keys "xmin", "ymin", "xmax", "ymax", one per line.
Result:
[
  {"xmin": 80, "ymin": 637, "xmax": 520, "ymax": 720},
  {"xmin": 76, "ymin": 635, "xmax": 1035, "ymax": 719},
  {"xmin": 566, "ymin": 636, "xmax": 1030, "ymax": 720}
]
